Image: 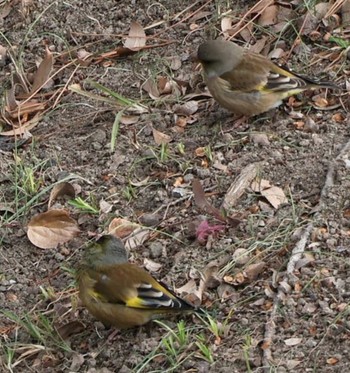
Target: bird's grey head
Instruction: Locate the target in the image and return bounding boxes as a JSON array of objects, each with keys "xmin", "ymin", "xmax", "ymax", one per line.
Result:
[
  {"xmin": 197, "ymin": 40, "xmax": 243, "ymax": 77},
  {"xmin": 85, "ymin": 235, "xmax": 128, "ymax": 267}
]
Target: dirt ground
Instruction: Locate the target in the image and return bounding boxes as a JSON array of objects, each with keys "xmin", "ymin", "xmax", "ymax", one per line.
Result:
[{"xmin": 1, "ymin": 0, "xmax": 350, "ymax": 372}]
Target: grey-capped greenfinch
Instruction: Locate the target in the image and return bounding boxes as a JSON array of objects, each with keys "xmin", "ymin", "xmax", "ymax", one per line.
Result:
[
  {"xmin": 197, "ymin": 39, "xmax": 337, "ymax": 116},
  {"xmin": 77, "ymin": 235, "xmax": 196, "ymax": 329}
]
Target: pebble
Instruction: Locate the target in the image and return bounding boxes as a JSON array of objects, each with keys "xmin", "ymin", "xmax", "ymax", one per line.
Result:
[
  {"xmin": 92, "ymin": 129, "xmax": 107, "ymax": 143},
  {"xmin": 139, "ymin": 213, "xmax": 161, "ymax": 226},
  {"xmin": 149, "ymin": 241, "xmax": 163, "ymax": 259}
]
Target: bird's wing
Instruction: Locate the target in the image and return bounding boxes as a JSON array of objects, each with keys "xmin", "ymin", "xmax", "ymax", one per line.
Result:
[
  {"xmin": 87, "ymin": 264, "xmax": 193, "ymax": 311},
  {"xmin": 221, "ymin": 52, "xmax": 308, "ymax": 93}
]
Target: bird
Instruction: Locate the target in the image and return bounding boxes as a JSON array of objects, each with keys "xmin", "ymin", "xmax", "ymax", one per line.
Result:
[
  {"xmin": 77, "ymin": 234, "xmax": 197, "ymax": 329},
  {"xmin": 197, "ymin": 39, "xmax": 337, "ymax": 117}
]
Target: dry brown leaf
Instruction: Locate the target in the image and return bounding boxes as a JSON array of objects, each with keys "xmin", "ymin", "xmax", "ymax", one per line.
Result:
[
  {"xmin": 315, "ymin": 2, "xmax": 331, "ymax": 19},
  {"xmin": 0, "ymin": 2, "xmax": 12, "ymax": 19},
  {"xmin": 173, "ymin": 101, "xmax": 198, "ymax": 116},
  {"xmin": 284, "ymin": 337, "xmax": 303, "ymax": 346},
  {"xmin": 176, "ymin": 278, "xmax": 202, "ymax": 306},
  {"xmin": 29, "ymin": 46, "xmax": 54, "ymax": 94},
  {"xmin": 251, "ymin": 179, "xmax": 271, "ymax": 192},
  {"xmin": 5, "ymin": 86, "xmax": 17, "ymax": 112},
  {"xmin": 326, "ymin": 357, "xmax": 339, "ymax": 365},
  {"xmin": 142, "ymin": 78, "xmax": 160, "ymax": 99},
  {"xmin": 158, "ymin": 77, "xmax": 173, "ymax": 95},
  {"xmin": 294, "ymin": 121, "xmax": 305, "ymax": 130},
  {"xmin": 239, "ymin": 23, "xmax": 254, "ymax": 42},
  {"xmin": 313, "ymin": 96, "xmax": 329, "ymax": 107},
  {"xmin": 0, "ymin": 112, "xmax": 42, "ymax": 136},
  {"xmin": 48, "ymin": 182, "xmax": 76, "ymax": 208},
  {"xmin": 268, "ymin": 48, "xmax": 285, "ymax": 59},
  {"xmin": 192, "ymin": 179, "xmax": 224, "ymax": 222},
  {"xmin": 55, "ymin": 321, "xmax": 85, "ymax": 340},
  {"xmin": 0, "ymin": 45, "xmax": 7, "ymax": 66},
  {"xmin": 27, "ymin": 209, "xmax": 80, "ymax": 249},
  {"xmin": 108, "ymin": 217, "xmax": 140, "ymax": 238},
  {"xmin": 176, "ymin": 279, "xmax": 198, "ymax": 295},
  {"xmin": 253, "ymin": 0, "xmax": 275, "ymax": 13},
  {"xmin": 243, "ymin": 262, "xmax": 266, "ymax": 281},
  {"xmin": 77, "ymin": 49, "xmax": 93, "ymax": 61},
  {"xmin": 221, "ymin": 17, "xmax": 233, "ymax": 33},
  {"xmin": 195, "ymin": 147, "xmax": 206, "ymax": 157},
  {"xmin": 261, "ymin": 186, "xmax": 288, "ymax": 209},
  {"xmin": 143, "ymin": 258, "xmax": 162, "ymax": 272},
  {"xmin": 99, "ymin": 199, "xmax": 113, "ymax": 214},
  {"xmin": 124, "ymin": 21, "xmax": 146, "ymax": 50},
  {"xmin": 258, "ymin": 5, "xmax": 278, "ymax": 26},
  {"xmin": 125, "ymin": 229, "xmax": 150, "ymax": 250},
  {"xmin": 7, "ymin": 100, "xmax": 46, "ymax": 119},
  {"xmin": 152, "ymin": 127, "xmax": 172, "ymax": 145},
  {"xmin": 249, "ymin": 36, "xmax": 268, "ymax": 54},
  {"xmin": 120, "ymin": 115, "xmax": 139, "ymax": 125},
  {"xmin": 332, "ymin": 112, "xmax": 346, "ymax": 123}
]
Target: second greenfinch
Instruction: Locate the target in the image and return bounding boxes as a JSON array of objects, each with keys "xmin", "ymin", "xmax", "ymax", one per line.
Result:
[
  {"xmin": 197, "ymin": 39, "xmax": 337, "ymax": 116},
  {"xmin": 77, "ymin": 235, "xmax": 196, "ymax": 329}
]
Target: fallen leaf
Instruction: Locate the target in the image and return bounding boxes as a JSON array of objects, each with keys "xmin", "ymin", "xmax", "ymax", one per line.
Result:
[
  {"xmin": 332, "ymin": 113, "xmax": 345, "ymax": 123},
  {"xmin": 286, "ymin": 360, "xmax": 302, "ymax": 370},
  {"xmin": 251, "ymin": 179, "xmax": 271, "ymax": 192},
  {"xmin": 284, "ymin": 337, "xmax": 302, "ymax": 346},
  {"xmin": 120, "ymin": 115, "xmax": 139, "ymax": 125},
  {"xmin": 124, "ymin": 228, "xmax": 150, "ymax": 250},
  {"xmin": 144, "ymin": 258, "xmax": 162, "ymax": 272},
  {"xmin": 221, "ymin": 17, "xmax": 233, "ymax": 33},
  {"xmin": 258, "ymin": 5, "xmax": 278, "ymax": 26},
  {"xmin": 108, "ymin": 217, "xmax": 140, "ymax": 238},
  {"xmin": 27, "ymin": 209, "xmax": 80, "ymax": 249},
  {"xmin": 152, "ymin": 127, "xmax": 172, "ymax": 145},
  {"xmin": 243, "ymin": 262, "xmax": 266, "ymax": 281},
  {"xmin": 176, "ymin": 279, "xmax": 197, "ymax": 295},
  {"xmin": 69, "ymin": 353, "xmax": 85, "ymax": 371},
  {"xmin": 48, "ymin": 182, "xmax": 76, "ymax": 207},
  {"xmin": 29, "ymin": 46, "xmax": 54, "ymax": 94},
  {"xmin": 55, "ymin": 321, "xmax": 85, "ymax": 340},
  {"xmin": 313, "ymin": 96, "xmax": 329, "ymax": 107},
  {"xmin": 173, "ymin": 100, "xmax": 198, "ymax": 116},
  {"xmin": 195, "ymin": 147, "xmax": 206, "ymax": 157},
  {"xmin": 0, "ymin": 2, "xmax": 12, "ymax": 20},
  {"xmin": 99, "ymin": 199, "xmax": 113, "ymax": 214},
  {"xmin": 0, "ymin": 45, "xmax": 7, "ymax": 66},
  {"xmin": 192, "ymin": 178, "xmax": 227, "ymax": 223},
  {"xmin": 143, "ymin": 78, "xmax": 160, "ymax": 99},
  {"xmin": 124, "ymin": 21, "xmax": 146, "ymax": 50},
  {"xmin": 261, "ymin": 186, "xmax": 288, "ymax": 209},
  {"xmin": 178, "ymin": 280, "xmax": 202, "ymax": 306}
]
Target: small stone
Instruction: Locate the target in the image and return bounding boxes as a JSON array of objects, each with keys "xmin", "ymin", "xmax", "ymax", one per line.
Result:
[
  {"xmin": 149, "ymin": 242, "xmax": 163, "ymax": 259},
  {"xmin": 232, "ymin": 248, "xmax": 250, "ymax": 265},
  {"xmin": 92, "ymin": 129, "xmax": 107, "ymax": 143},
  {"xmin": 183, "ymin": 173, "xmax": 194, "ymax": 183},
  {"xmin": 172, "ymin": 187, "xmax": 186, "ymax": 198},
  {"xmin": 139, "ymin": 213, "xmax": 161, "ymax": 227},
  {"xmin": 250, "ymin": 133, "xmax": 270, "ymax": 146}
]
